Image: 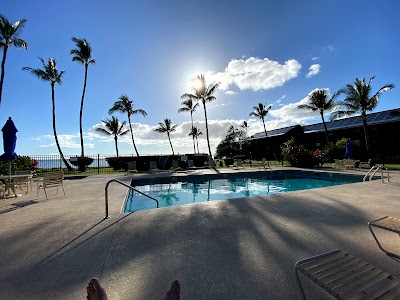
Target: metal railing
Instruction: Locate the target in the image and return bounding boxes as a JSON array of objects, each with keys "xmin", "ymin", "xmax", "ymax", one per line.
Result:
[
  {"xmin": 363, "ymin": 166, "xmax": 390, "ymax": 183},
  {"xmin": 104, "ymin": 179, "xmax": 159, "ymax": 219}
]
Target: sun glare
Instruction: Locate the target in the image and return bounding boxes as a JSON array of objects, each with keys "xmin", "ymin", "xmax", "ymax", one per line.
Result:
[{"xmin": 193, "ymin": 78, "xmax": 204, "ymax": 91}]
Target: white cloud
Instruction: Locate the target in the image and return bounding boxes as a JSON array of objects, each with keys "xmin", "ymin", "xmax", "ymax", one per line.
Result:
[
  {"xmin": 311, "ymin": 56, "xmax": 319, "ymax": 61},
  {"xmin": 276, "ymin": 95, "xmax": 286, "ymax": 104},
  {"xmin": 203, "ymin": 57, "xmax": 301, "ymax": 91},
  {"xmin": 36, "ymin": 134, "xmax": 94, "ymax": 149},
  {"xmin": 306, "ymin": 64, "xmax": 321, "ymax": 78},
  {"xmin": 328, "ymin": 45, "xmax": 334, "ymax": 51},
  {"xmin": 225, "ymin": 90, "xmax": 236, "ymax": 95}
]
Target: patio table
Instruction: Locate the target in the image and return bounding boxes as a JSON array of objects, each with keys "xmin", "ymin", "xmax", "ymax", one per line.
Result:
[{"xmin": 0, "ymin": 174, "xmax": 33, "ymax": 198}]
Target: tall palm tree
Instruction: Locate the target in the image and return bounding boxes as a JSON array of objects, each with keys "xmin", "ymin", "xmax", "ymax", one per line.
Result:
[
  {"xmin": 22, "ymin": 58, "xmax": 72, "ymax": 171},
  {"xmin": 181, "ymin": 74, "xmax": 220, "ymax": 157},
  {"xmin": 96, "ymin": 116, "xmax": 129, "ymax": 157},
  {"xmin": 70, "ymin": 37, "xmax": 95, "ymax": 158},
  {"xmin": 332, "ymin": 77, "xmax": 394, "ymax": 152},
  {"xmin": 249, "ymin": 103, "xmax": 272, "ymax": 137},
  {"xmin": 0, "ymin": 15, "xmax": 28, "ymax": 108},
  {"xmin": 178, "ymin": 98, "xmax": 199, "ymax": 153},
  {"xmin": 189, "ymin": 126, "xmax": 203, "ymax": 153},
  {"xmin": 109, "ymin": 94, "xmax": 147, "ymax": 156},
  {"xmin": 298, "ymin": 89, "xmax": 337, "ymax": 143},
  {"xmin": 154, "ymin": 118, "xmax": 177, "ymax": 155}
]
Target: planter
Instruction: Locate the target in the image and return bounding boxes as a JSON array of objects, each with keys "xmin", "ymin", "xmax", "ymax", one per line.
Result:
[{"xmin": 69, "ymin": 156, "xmax": 94, "ymax": 171}]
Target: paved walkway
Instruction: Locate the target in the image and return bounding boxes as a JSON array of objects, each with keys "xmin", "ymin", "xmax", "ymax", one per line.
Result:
[{"xmin": 1, "ymin": 168, "xmax": 399, "ymax": 299}]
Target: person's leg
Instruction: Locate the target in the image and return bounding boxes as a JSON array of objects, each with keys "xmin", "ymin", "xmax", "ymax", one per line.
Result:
[
  {"xmin": 86, "ymin": 278, "xmax": 108, "ymax": 300},
  {"xmin": 164, "ymin": 280, "xmax": 180, "ymax": 300}
]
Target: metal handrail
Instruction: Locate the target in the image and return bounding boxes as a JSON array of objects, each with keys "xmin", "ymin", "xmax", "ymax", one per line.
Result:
[
  {"xmin": 104, "ymin": 179, "xmax": 159, "ymax": 219},
  {"xmin": 363, "ymin": 166, "xmax": 390, "ymax": 183}
]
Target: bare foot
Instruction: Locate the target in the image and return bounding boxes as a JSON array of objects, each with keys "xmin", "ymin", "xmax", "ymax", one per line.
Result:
[
  {"xmin": 164, "ymin": 280, "xmax": 180, "ymax": 300},
  {"xmin": 86, "ymin": 278, "xmax": 108, "ymax": 300}
]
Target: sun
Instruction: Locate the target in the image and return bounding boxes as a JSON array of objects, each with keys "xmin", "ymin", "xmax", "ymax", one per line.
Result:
[{"xmin": 193, "ymin": 78, "xmax": 204, "ymax": 91}]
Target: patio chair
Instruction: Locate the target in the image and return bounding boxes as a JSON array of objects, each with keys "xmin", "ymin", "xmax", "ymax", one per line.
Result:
[
  {"xmin": 0, "ymin": 181, "xmax": 6, "ymax": 200},
  {"xmin": 369, "ymin": 216, "xmax": 400, "ymax": 258},
  {"xmin": 126, "ymin": 161, "xmax": 137, "ymax": 174},
  {"xmin": 295, "ymin": 249, "xmax": 400, "ymax": 300},
  {"xmin": 14, "ymin": 170, "xmax": 33, "ymax": 193},
  {"xmin": 37, "ymin": 171, "xmax": 65, "ymax": 199}
]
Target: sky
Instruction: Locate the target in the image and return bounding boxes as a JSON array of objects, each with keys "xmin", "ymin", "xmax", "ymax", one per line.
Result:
[{"xmin": 1, "ymin": 0, "xmax": 400, "ymax": 157}]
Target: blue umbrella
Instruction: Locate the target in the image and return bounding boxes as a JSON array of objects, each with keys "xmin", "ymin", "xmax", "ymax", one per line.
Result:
[
  {"xmin": 345, "ymin": 138, "xmax": 353, "ymax": 159},
  {"xmin": 0, "ymin": 117, "xmax": 18, "ymax": 176}
]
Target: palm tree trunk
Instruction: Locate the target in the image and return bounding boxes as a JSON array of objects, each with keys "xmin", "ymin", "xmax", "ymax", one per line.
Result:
[
  {"xmin": 167, "ymin": 133, "xmax": 174, "ymax": 155},
  {"xmin": 190, "ymin": 112, "xmax": 196, "ymax": 153},
  {"xmin": 196, "ymin": 136, "xmax": 200, "ymax": 153},
  {"xmin": 79, "ymin": 64, "xmax": 88, "ymax": 158},
  {"xmin": 262, "ymin": 118, "xmax": 268, "ymax": 137},
  {"xmin": 51, "ymin": 83, "xmax": 72, "ymax": 171},
  {"xmin": 362, "ymin": 116, "xmax": 370, "ymax": 152},
  {"xmin": 114, "ymin": 136, "xmax": 119, "ymax": 157},
  {"xmin": 128, "ymin": 114, "xmax": 140, "ymax": 156},
  {"xmin": 202, "ymin": 101, "xmax": 212, "ymax": 157},
  {"xmin": 320, "ymin": 111, "xmax": 329, "ymax": 143},
  {"xmin": 0, "ymin": 46, "xmax": 8, "ymax": 108}
]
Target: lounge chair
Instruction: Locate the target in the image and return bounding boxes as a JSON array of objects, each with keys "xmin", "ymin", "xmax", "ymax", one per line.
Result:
[
  {"xmin": 126, "ymin": 161, "xmax": 137, "ymax": 174},
  {"xmin": 233, "ymin": 159, "xmax": 244, "ymax": 169},
  {"xmin": 334, "ymin": 159, "xmax": 344, "ymax": 168},
  {"xmin": 343, "ymin": 159, "xmax": 355, "ymax": 169},
  {"xmin": 37, "ymin": 171, "xmax": 65, "ymax": 199},
  {"xmin": 149, "ymin": 161, "xmax": 159, "ymax": 172},
  {"xmin": 171, "ymin": 160, "xmax": 185, "ymax": 172},
  {"xmin": 295, "ymin": 249, "xmax": 400, "ymax": 299},
  {"xmin": 369, "ymin": 216, "xmax": 400, "ymax": 258}
]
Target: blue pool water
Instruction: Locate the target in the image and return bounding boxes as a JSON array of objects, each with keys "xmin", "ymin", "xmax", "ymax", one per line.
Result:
[{"xmin": 124, "ymin": 171, "xmax": 362, "ymax": 212}]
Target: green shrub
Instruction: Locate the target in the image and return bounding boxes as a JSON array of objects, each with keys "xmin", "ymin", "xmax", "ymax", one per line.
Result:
[
  {"xmin": 282, "ymin": 137, "xmax": 317, "ymax": 168},
  {"xmin": 0, "ymin": 155, "xmax": 34, "ymax": 175}
]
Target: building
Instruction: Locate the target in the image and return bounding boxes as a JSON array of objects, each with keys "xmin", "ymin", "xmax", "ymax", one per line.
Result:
[{"xmin": 247, "ymin": 108, "xmax": 400, "ymax": 162}]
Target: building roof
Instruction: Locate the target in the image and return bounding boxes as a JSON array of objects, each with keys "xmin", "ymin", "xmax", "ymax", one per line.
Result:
[{"xmin": 248, "ymin": 108, "xmax": 400, "ymax": 141}]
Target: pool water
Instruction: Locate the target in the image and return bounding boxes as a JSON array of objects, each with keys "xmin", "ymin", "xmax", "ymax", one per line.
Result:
[{"xmin": 124, "ymin": 172, "xmax": 361, "ymax": 212}]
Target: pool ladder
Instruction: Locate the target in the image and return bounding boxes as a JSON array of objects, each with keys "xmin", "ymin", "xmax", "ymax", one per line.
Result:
[
  {"xmin": 104, "ymin": 179, "xmax": 159, "ymax": 219},
  {"xmin": 363, "ymin": 166, "xmax": 390, "ymax": 183}
]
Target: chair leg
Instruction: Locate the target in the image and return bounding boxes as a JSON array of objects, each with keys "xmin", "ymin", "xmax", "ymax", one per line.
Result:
[
  {"xmin": 368, "ymin": 222, "xmax": 400, "ymax": 259},
  {"xmin": 61, "ymin": 184, "xmax": 65, "ymax": 196}
]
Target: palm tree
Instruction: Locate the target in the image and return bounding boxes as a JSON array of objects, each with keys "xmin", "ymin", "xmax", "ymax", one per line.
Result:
[
  {"xmin": 189, "ymin": 126, "xmax": 203, "ymax": 153},
  {"xmin": 298, "ymin": 89, "xmax": 337, "ymax": 143},
  {"xmin": 249, "ymin": 103, "xmax": 272, "ymax": 137},
  {"xmin": 0, "ymin": 15, "xmax": 28, "ymax": 108},
  {"xmin": 96, "ymin": 116, "xmax": 129, "ymax": 157},
  {"xmin": 70, "ymin": 37, "xmax": 95, "ymax": 158},
  {"xmin": 109, "ymin": 94, "xmax": 147, "ymax": 156},
  {"xmin": 154, "ymin": 118, "xmax": 177, "ymax": 155},
  {"xmin": 332, "ymin": 77, "xmax": 394, "ymax": 152},
  {"xmin": 181, "ymin": 74, "xmax": 220, "ymax": 157},
  {"xmin": 240, "ymin": 120, "xmax": 251, "ymax": 137},
  {"xmin": 22, "ymin": 57, "xmax": 72, "ymax": 171},
  {"xmin": 178, "ymin": 98, "xmax": 199, "ymax": 153}
]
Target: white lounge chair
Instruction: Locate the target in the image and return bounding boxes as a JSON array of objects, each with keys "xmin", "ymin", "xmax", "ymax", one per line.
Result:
[
  {"xmin": 126, "ymin": 161, "xmax": 137, "ymax": 174},
  {"xmin": 149, "ymin": 161, "xmax": 159, "ymax": 172}
]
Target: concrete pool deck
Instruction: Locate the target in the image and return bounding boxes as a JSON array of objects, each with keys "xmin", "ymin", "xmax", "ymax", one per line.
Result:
[{"xmin": 0, "ymin": 167, "xmax": 399, "ymax": 299}]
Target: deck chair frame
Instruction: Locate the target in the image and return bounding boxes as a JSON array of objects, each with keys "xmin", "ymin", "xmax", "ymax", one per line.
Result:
[
  {"xmin": 37, "ymin": 171, "xmax": 65, "ymax": 199},
  {"xmin": 369, "ymin": 216, "xmax": 400, "ymax": 259},
  {"xmin": 295, "ymin": 249, "xmax": 400, "ymax": 299}
]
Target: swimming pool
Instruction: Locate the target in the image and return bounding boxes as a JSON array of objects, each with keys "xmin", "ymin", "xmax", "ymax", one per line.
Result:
[{"xmin": 124, "ymin": 170, "xmax": 363, "ymax": 212}]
